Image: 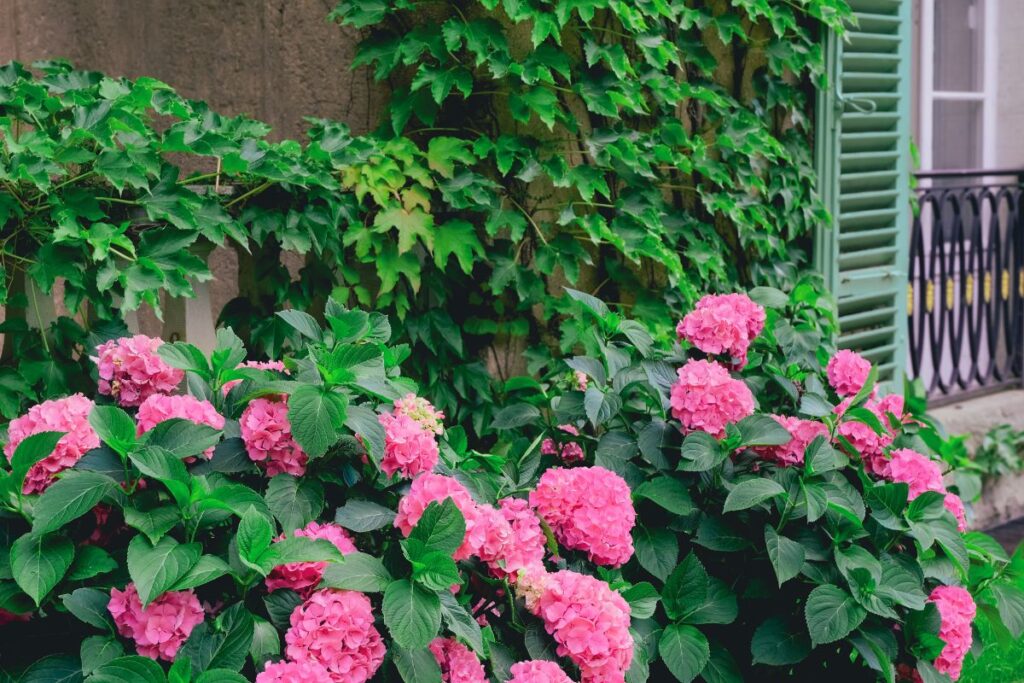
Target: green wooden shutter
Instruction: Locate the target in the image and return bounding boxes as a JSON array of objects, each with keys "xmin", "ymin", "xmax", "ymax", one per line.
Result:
[{"xmin": 815, "ymin": 0, "xmax": 912, "ymax": 384}]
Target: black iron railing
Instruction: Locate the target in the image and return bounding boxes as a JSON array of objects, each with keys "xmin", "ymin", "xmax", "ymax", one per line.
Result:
[{"xmin": 909, "ymin": 169, "xmax": 1024, "ymax": 402}]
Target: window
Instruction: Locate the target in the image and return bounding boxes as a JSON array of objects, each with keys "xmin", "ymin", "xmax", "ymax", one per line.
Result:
[{"xmin": 918, "ymin": 0, "xmax": 996, "ymax": 171}]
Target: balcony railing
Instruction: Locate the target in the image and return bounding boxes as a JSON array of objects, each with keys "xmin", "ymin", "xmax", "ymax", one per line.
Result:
[{"xmin": 909, "ymin": 169, "xmax": 1024, "ymax": 402}]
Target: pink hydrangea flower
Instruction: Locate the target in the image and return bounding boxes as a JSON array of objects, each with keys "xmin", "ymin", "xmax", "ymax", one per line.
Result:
[
  {"xmin": 509, "ymin": 661, "xmax": 575, "ymax": 683},
  {"xmin": 573, "ymin": 371, "xmax": 589, "ymax": 391},
  {"xmin": 516, "ymin": 568, "xmax": 632, "ymax": 683},
  {"xmin": 493, "ymin": 498, "xmax": 547, "ymax": 580},
  {"xmin": 878, "ymin": 449, "xmax": 967, "ymax": 531},
  {"xmin": 872, "ymin": 393, "xmax": 908, "ymax": 428},
  {"xmin": 241, "ymin": 397, "xmax": 307, "ymax": 477},
  {"xmin": 670, "ymin": 359, "xmax": 754, "ymax": 438},
  {"xmin": 266, "ymin": 522, "xmax": 358, "ymax": 597},
  {"xmin": 393, "ymin": 394, "xmax": 445, "ymax": 434},
  {"xmin": 530, "ymin": 467, "xmax": 635, "ymax": 567},
  {"xmin": 466, "ymin": 503, "xmax": 514, "ymax": 567},
  {"xmin": 394, "ymin": 473, "xmax": 480, "ymax": 561},
  {"xmin": 135, "ymin": 394, "xmax": 225, "ymax": 459},
  {"xmin": 378, "ymin": 412, "xmax": 439, "ymax": 479},
  {"xmin": 541, "ymin": 425, "xmax": 585, "ymax": 464},
  {"xmin": 944, "ymin": 493, "xmax": 968, "ymax": 532},
  {"xmin": 108, "ymin": 583, "xmax": 204, "ymax": 661},
  {"xmin": 4, "ymin": 394, "xmax": 100, "ymax": 494},
  {"xmin": 826, "ymin": 349, "xmax": 872, "ymax": 397},
  {"xmin": 754, "ymin": 415, "xmax": 829, "ymax": 467},
  {"xmin": 222, "ymin": 359, "xmax": 288, "ymax": 394},
  {"xmin": 429, "ymin": 637, "xmax": 487, "ymax": 683},
  {"xmin": 676, "ymin": 293, "xmax": 766, "ymax": 367},
  {"xmin": 93, "ymin": 335, "xmax": 184, "ymax": 407},
  {"xmin": 284, "ymin": 589, "xmax": 385, "ymax": 683},
  {"xmin": 928, "ymin": 585, "xmax": 976, "ymax": 680},
  {"xmin": 256, "ymin": 660, "xmax": 333, "ymax": 682}
]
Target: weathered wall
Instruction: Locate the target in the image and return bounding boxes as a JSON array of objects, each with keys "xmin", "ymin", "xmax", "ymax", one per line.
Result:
[{"xmin": 0, "ymin": 0, "xmax": 378, "ymax": 342}]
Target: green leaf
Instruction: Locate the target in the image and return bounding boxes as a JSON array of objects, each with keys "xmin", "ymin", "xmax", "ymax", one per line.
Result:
[
  {"xmin": 633, "ymin": 476, "xmax": 694, "ymax": 515},
  {"xmin": 63, "ymin": 587, "xmax": 115, "ymax": 630},
  {"xmin": 89, "ymin": 655, "xmax": 167, "ymax": 683},
  {"xmin": 265, "ymin": 475, "xmax": 324, "ymax": 532},
  {"xmin": 237, "ymin": 507, "xmax": 275, "ymax": 570},
  {"xmin": 320, "ymin": 552, "xmax": 393, "ymax": 593},
  {"xmin": 33, "ymin": 471, "xmax": 119, "ymax": 534},
  {"xmin": 383, "ymin": 579, "xmax": 442, "ymax": 649},
  {"xmin": 288, "ymin": 384, "xmax": 347, "ymax": 457},
  {"xmin": 722, "ymin": 479, "xmax": 785, "ymax": 513},
  {"xmin": 9, "ymin": 431, "xmax": 64, "ymax": 490},
  {"xmin": 736, "ymin": 414, "xmax": 792, "ymax": 447},
  {"xmin": 764, "ymin": 526, "xmax": 805, "ymax": 586},
  {"xmin": 439, "ymin": 591, "xmax": 485, "ymax": 655},
  {"xmin": 992, "ymin": 583, "xmax": 1024, "ymax": 638},
  {"xmin": 81, "ymin": 635, "xmax": 124, "ymax": 675},
  {"xmin": 491, "ymin": 404, "xmax": 541, "ymax": 430},
  {"xmin": 434, "ymin": 219, "xmax": 485, "ymax": 274},
  {"xmin": 660, "ymin": 624, "xmax": 710, "ymax": 683},
  {"xmin": 393, "ymin": 646, "xmax": 443, "ymax": 683},
  {"xmin": 11, "ymin": 531, "xmax": 74, "ymax": 605},
  {"xmin": 249, "ymin": 617, "xmax": 280, "ymax": 670},
  {"xmin": 127, "ymin": 535, "xmax": 201, "ymax": 606},
  {"xmin": 195, "ymin": 671, "xmax": 248, "ymax": 683},
  {"xmin": 663, "ymin": 553, "xmax": 708, "ymax": 621},
  {"xmin": 621, "ymin": 582, "xmax": 660, "ymax": 620},
  {"xmin": 751, "ymin": 617, "xmax": 810, "ymax": 665},
  {"xmin": 67, "ymin": 545, "xmax": 117, "ymax": 581},
  {"xmin": 18, "ymin": 654, "xmax": 84, "ymax": 683},
  {"xmin": 335, "ymin": 500, "xmax": 396, "ymax": 532},
  {"xmin": 157, "ymin": 341, "xmax": 211, "ymax": 377},
  {"xmin": 275, "ymin": 310, "xmax": 323, "ymax": 341},
  {"xmin": 409, "ymin": 499, "xmax": 466, "ymax": 557},
  {"xmin": 144, "ymin": 419, "xmax": 222, "ymax": 460},
  {"xmin": 171, "ymin": 555, "xmax": 233, "ymax": 591},
  {"xmin": 931, "ymin": 517, "xmax": 969, "ymax": 578},
  {"xmin": 89, "ymin": 405, "xmax": 137, "ymax": 456},
  {"xmin": 678, "ymin": 432, "xmax": 726, "ymax": 472},
  {"xmin": 804, "ymin": 584, "xmax": 866, "ymax": 646},
  {"xmin": 634, "ymin": 526, "xmax": 678, "ymax": 581},
  {"xmin": 124, "ymin": 506, "xmax": 181, "ymax": 544}
]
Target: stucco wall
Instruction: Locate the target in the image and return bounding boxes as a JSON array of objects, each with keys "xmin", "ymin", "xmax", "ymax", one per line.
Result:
[{"xmin": 0, "ymin": 0, "xmax": 380, "ymax": 341}]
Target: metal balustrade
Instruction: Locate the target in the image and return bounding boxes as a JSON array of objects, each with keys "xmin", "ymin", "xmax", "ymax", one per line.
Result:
[{"xmin": 909, "ymin": 169, "xmax": 1024, "ymax": 401}]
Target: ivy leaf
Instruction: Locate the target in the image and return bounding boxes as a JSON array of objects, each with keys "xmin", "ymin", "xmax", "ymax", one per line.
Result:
[
  {"xmin": 383, "ymin": 579, "xmax": 442, "ymax": 649},
  {"xmin": 660, "ymin": 624, "xmax": 710, "ymax": 683},
  {"xmin": 426, "ymin": 137, "xmax": 476, "ymax": 178},
  {"xmin": 804, "ymin": 584, "xmax": 866, "ymax": 646},
  {"xmin": 434, "ymin": 219, "xmax": 485, "ymax": 274},
  {"xmin": 374, "ymin": 206, "xmax": 435, "ymax": 254}
]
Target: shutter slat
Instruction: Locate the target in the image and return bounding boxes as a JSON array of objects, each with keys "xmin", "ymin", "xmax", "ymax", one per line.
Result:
[{"xmin": 816, "ymin": 0, "xmax": 911, "ymax": 384}]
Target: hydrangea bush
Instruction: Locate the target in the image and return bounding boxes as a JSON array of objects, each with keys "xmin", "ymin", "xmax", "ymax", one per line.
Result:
[{"xmin": 0, "ymin": 293, "xmax": 1021, "ymax": 683}]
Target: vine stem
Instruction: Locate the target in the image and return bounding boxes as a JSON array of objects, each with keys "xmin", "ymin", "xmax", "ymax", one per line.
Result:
[
  {"xmin": 507, "ymin": 196, "xmax": 548, "ymax": 246},
  {"xmin": 225, "ymin": 181, "xmax": 272, "ymax": 208}
]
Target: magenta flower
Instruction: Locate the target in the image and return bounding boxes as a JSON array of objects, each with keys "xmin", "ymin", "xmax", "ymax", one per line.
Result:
[
  {"xmin": 754, "ymin": 415, "xmax": 829, "ymax": 467},
  {"xmin": 394, "ymin": 473, "xmax": 480, "ymax": 561},
  {"xmin": 670, "ymin": 359, "xmax": 754, "ymax": 438},
  {"xmin": 241, "ymin": 397, "xmax": 307, "ymax": 477},
  {"xmin": 266, "ymin": 521, "xmax": 358, "ymax": 597},
  {"xmin": 222, "ymin": 359, "xmax": 288, "ymax": 394},
  {"xmin": 284, "ymin": 589, "xmax": 385, "ymax": 683},
  {"xmin": 93, "ymin": 335, "xmax": 184, "ymax": 407},
  {"xmin": 429, "ymin": 637, "xmax": 487, "ymax": 683},
  {"xmin": 541, "ymin": 424, "xmax": 585, "ymax": 464},
  {"xmin": 826, "ymin": 349, "xmax": 872, "ymax": 397},
  {"xmin": 256, "ymin": 660, "xmax": 333, "ymax": 682},
  {"xmin": 508, "ymin": 661, "xmax": 575, "ymax": 683},
  {"xmin": 676, "ymin": 293, "xmax": 765, "ymax": 367},
  {"xmin": 928, "ymin": 585, "xmax": 976, "ymax": 680},
  {"xmin": 135, "ymin": 394, "xmax": 225, "ymax": 459},
  {"xmin": 4, "ymin": 394, "xmax": 100, "ymax": 494},
  {"xmin": 378, "ymin": 411, "xmax": 439, "ymax": 479},
  {"xmin": 530, "ymin": 466, "xmax": 635, "ymax": 567},
  {"xmin": 108, "ymin": 583, "xmax": 203, "ymax": 661}
]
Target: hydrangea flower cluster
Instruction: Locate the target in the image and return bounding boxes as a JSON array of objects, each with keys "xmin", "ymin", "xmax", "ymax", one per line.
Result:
[
  {"xmin": 222, "ymin": 359, "xmax": 288, "ymax": 394},
  {"xmin": 541, "ymin": 424, "xmax": 585, "ymax": 464},
  {"xmin": 256, "ymin": 659, "xmax": 332, "ymax": 682},
  {"xmin": 573, "ymin": 370, "xmax": 589, "ymax": 391},
  {"xmin": 3, "ymin": 393, "xmax": 99, "ymax": 494},
  {"xmin": 495, "ymin": 498, "xmax": 547, "ymax": 579},
  {"xmin": 670, "ymin": 359, "xmax": 754, "ymax": 437},
  {"xmin": 755, "ymin": 415, "xmax": 829, "ymax": 467},
  {"xmin": 284, "ymin": 589, "xmax": 385, "ymax": 682},
  {"xmin": 429, "ymin": 637, "xmax": 487, "ymax": 683},
  {"xmin": 508, "ymin": 661, "xmax": 575, "ymax": 683},
  {"xmin": 135, "ymin": 394, "xmax": 225, "ymax": 459},
  {"xmin": 834, "ymin": 393, "xmax": 908, "ymax": 475},
  {"xmin": 676, "ymin": 293, "xmax": 765, "ymax": 367},
  {"xmin": 394, "ymin": 473, "xmax": 481, "ymax": 561},
  {"xmin": 93, "ymin": 335, "xmax": 184, "ymax": 407},
  {"xmin": 516, "ymin": 568, "xmax": 632, "ymax": 683},
  {"xmin": 240, "ymin": 397, "xmax": 308, "ymax": 477},
  {"xmin": 266, "ymin": 521, "xmax": 358, "ymax": 596},
  {"xmin": 393, "ymin": 393, "xmax": 445, "ymax": 434},
  {"xmin": 881, "ymin": 449, "xmax": 967, "ymax": 531},
  {"xmin": 928, "ymin": 585, "xmax": 976, "ymax": 680},
  {"xmin": 826, "ymin": 349, "xmax": 872, "ymax": 397},
  {"xmin": 530, "ymin": 467, "xmax": 635, "ymax": 567},
  {"xmin": 378, "ymin": 411, "xmax": 440, "ymax": 479},
  {"xmin": 108, "ymin": 583, "xmax": 204, "ymax": 661}
]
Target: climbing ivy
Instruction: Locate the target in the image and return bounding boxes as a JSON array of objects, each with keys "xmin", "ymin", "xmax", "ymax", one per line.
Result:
[{"xmin": 0, "ymin": 0, "xmax": 848, "ymax": 434}]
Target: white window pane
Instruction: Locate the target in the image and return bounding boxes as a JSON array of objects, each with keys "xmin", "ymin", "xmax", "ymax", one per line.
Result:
[
  {"xmin": 932, "ymin": 99, "xmax": 983, "ymax": 169},
  {"xmin": 934, "ymin": 0, "xmax": 983, "ymax": 92}
]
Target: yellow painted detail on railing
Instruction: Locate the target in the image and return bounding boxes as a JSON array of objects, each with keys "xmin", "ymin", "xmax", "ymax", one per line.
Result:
[
  {"xmin": 1020, "ymin": 268, "xmax": 1024, "ymax": 298},
  {"xmin": 1004, "ymin": 270, "xmax": 1012, "ymax": 300},
  {"xmin": 984, "ymin": 272, "xmax": 992, "ymax": 303},
  {"xmin": 945, "ymin": 279, "xmax": 954, "ymax": 310},
  {"xmin": 966, "ymin": 274, "xmax": 974, "ymax": 304},
  {"xmin": 926, "ymin": 281, "xmax": 935, "ymax": 312},
  {"xmin": 907, "ymin": 284, "xmax": 914, "ymax": 316}
]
